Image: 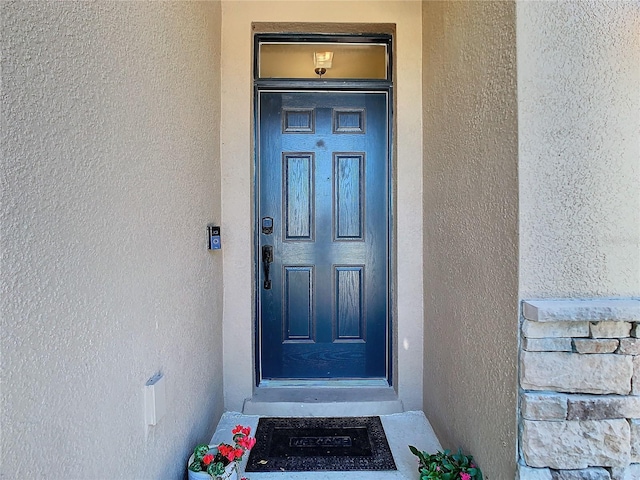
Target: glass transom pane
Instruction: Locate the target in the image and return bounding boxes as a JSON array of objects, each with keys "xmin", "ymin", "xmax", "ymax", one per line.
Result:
[{"xmin": 259, "ymin": 43, "xmax": 388, "ymax": 80}]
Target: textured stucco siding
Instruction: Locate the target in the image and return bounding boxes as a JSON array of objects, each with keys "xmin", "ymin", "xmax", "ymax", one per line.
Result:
[
  {"xmin": 518, "ymin": 0, "xmax": 640, "ymax": 298},
  {"xmin": 422, "ymin": 2, "xmax": 519, "ymax": 478},
  {"xmin": 1, "ymin": 2, "xmax": 223, "ymax": 478}
]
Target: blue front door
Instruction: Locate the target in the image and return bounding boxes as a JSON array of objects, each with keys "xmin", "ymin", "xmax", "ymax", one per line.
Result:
[{"xmin": 257, "ymin": 90, "xmax": 390, "ymax": 381}]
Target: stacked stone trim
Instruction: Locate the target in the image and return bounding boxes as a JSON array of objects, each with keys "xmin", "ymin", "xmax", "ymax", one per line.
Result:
[{"xmin": 518, "ymin": 299, "xmax": 640, "ymax": 480}]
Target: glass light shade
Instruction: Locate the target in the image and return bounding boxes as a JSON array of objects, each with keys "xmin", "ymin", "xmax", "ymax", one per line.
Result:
[{"xmin": 313, "ymin": 51, "xmax": 334, "ymax": 69}]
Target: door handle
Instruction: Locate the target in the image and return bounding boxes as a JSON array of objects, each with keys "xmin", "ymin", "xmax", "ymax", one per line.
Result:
[{"xmin": 262, "ymin": 245, "xmax": 273, "ymax": 290}]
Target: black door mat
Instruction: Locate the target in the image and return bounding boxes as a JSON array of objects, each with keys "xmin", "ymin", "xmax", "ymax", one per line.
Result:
[{"xmin": 245, "ymin": 416, "xmax": 397, "ymax": 472}]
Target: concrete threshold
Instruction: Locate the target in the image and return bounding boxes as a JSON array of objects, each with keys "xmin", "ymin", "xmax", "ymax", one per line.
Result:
[
  {"xmin": 242, "ymin": 386, "xmax": 404, "ymax": 416},
  {"xmin": 211, "ymin": 411, "xmax": 441, "ymax": 479}
]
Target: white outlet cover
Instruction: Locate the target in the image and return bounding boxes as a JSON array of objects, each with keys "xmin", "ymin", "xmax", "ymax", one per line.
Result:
[{"xmin": 144, "ymin": 373, "xmax": 166, "ymax": 426}]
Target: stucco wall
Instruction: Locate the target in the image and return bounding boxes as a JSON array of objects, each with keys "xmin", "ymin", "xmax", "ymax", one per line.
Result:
[
  {"xmin": 1, "ymin": 2, "xmax": 223, "ymax": 478},
  {"xmin": 220, "ymin": 1, "xmax": 424, "ymax": 411},
  {"xmin": 422, "ymin": 2, "xmax": 519, "ymax": 477},
  {"xmin": 518, "ymin": 0, "xmax": 640, "ymax": 299}
]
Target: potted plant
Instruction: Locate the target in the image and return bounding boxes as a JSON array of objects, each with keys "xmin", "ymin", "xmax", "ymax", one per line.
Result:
[
  {"xmin": 188, "ymin": 424, "xmax": 256, "ymax": 480},
  {"xmin": 409, "ymin": 446, "xmax": 483, "ymax": 480}
]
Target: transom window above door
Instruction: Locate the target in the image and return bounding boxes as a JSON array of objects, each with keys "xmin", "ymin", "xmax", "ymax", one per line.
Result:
[{"xmin": 255, "ymin": 35, "xmax": 392, "ymax": 81}]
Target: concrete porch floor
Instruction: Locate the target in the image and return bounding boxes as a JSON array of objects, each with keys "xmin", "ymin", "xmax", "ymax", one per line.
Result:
[{"xmin": 210, "ymin": 411, "xmax": 441, "ymax": 479}]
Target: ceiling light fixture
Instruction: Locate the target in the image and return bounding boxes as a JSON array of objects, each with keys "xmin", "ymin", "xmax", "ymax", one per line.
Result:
[{"xmin": 313, "ymin": 51, "xmax": 333, "ymax": 78}]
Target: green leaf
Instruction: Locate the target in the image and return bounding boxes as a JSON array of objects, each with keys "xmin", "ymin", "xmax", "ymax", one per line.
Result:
[
  {"xmin": 207, "ymin": 461, "xmax": 225, "ymax": 477},
  {"xmin": 410, "ymin": 445, "xmax": 483, "ymax": 480},
  {"xmin": 193, "ymin": 444, "xmax": 210, "ymax": 461},
  {"xmin": 188, "ymin": 460, "xmax": 202, "ymax": 472}
]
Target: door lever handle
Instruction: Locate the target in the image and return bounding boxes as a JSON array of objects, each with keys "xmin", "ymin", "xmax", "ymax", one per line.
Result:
[{"xmin": 262, "ymin": 245, "xmax": 273, "ymax": 290}]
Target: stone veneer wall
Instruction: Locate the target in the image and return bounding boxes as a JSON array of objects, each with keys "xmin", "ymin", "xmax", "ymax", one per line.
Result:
[{"xmin": 518, "ymin": 299, "xmax": 640, "ymax": 480}]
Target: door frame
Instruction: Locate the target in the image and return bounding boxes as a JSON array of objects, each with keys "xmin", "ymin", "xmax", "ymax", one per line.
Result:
[{"xmin": 253, "ymin": 33, "xmax": 394, "ymax": 388}]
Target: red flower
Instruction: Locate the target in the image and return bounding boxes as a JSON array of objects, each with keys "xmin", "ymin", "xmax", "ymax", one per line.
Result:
[
  {"xmin": 238, "ymin": 436, "xmax": 256, "ymax": 450},
  {"xmin": 218, "ymin": 443, "xmax": 235, "ymax": 462},
  {"xmin": 242, "ymin": 426, "xmax": 251, "ymax": 436},
  {"xmin": 232, "ymin": 425, "xmax": 243, "ymax": 435},
  {"xmin": 202, "ymin": 453, "xmax": 214, "ymax": 466},
  {"xmin": 218, "ymin": 444, "xmax": 240, "ymax": 462}
]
